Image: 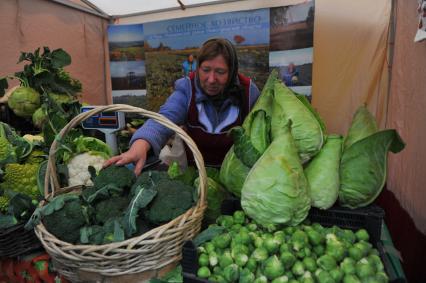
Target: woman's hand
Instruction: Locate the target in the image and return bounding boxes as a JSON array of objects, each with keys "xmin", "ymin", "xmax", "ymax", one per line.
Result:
[{"xmin": 103, "ymin": 139, "xmax": 151, "ymax": 176}]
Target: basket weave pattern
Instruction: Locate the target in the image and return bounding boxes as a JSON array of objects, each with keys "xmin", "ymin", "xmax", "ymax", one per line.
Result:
[
  {"xmin": 34, "ymin": 105, "xmax": 207, "ymax": 281},
  {"xmin": 0, "ymin": 223, "xmax": 42, "ymax": 258}
]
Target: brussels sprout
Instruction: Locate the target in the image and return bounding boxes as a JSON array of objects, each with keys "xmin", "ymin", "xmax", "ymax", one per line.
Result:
[
  {"xmin": 217, "ymin": 215, "xmax": 234, "ymax": 228},
  {"xmin": 197, "ymin": 266, "xmax": 211, "ymax": 278},
  {"xmin": 355, "ymin": 229, "xmax": 370, "ymax": 242},
  {"xmin": 239, "ymin": 268, "xmax": 256, "ymax": 283},
  {"xmin": 303, "ymin": 257, "xmax": 317, "ymax": 272},
  {"xmin": 213, "ymin": 265, "xmax": 222, "ymax": 274},
  {"xmin": 223, "ymin": 264, "xmax": 239, "ymax": 282},
  {"xmin": 354, "ymin": 241, "xmax": 372, "ymax": 258},
  {"xmin": 343, "ymin": 274, "xmax": 361, "ymax": 283},
  {"xmin": 341, "ymin": 229, "xmax": 357, "ymax": 245},
  {"xmin": 272, "ymin": 275, "xmax": 290, "ymax": 283},
  {"xmin": 213, "ymin": 233, "xmax": 231, "ymax": 249},
  {"xmin": 326, "ymin": 237, "xmax": 346, "ymax": 261},
  {"xmin": 198, "ymin": 253, "xmax": 209, "ymax": 267},
  {"xmin": 340, "ymin": 257, "xmax": 356, "ymax": 275},
  {"xmin": 231, "ymin": 224, "xmax": 243, "ymax": 232},
  {"xmin": 288, "ymin": 279, "xmax": 300, "ymax": 283},
  {"xmin": 280, "ymin": 251, "xmax": 297, "ymax": 269},
  {"xmin": 291, "ymin": 260, "xmax": 305, "ymax": 276},
  {"xmin": 264, "ymin": 234, "xmax": 281, "ymax": 254},
  {"xmin": 348, "ymin": 246, "xmax": 364, "ymax": 261},
  {"xmin": 355, "ymin": 258, "xmax": 375, "ymax": 278},
  {"xmin": 205, "ymin": 242, "xmax": 215, "ymax": 253},
  {"xmin": 254, "ymin": 275, "xmax": 268, "ymax": 283},
  {"xmin": 306, "ymin": 229, "xmax": 324, "ymax": 246},
  {"xmin": 367, "ymin": 254, "xmax": 385, "ymax": 271},
  {"xmin": 246, "ymin": 257, "xmax": 258, "ymax": 272},
  {"xmin": 231, "ymin": 243, "xmax": 250, "ymax": 258},
  {"xmin": 247, "ymin": 223, "xmax": 258, "ymax": 231},
  {"xmin": 280, "ymin": 243, "xmax": 291, "ymax": 253},
  {"xmin": 209, "ymin": 251, "xmax": 219, "ymax": 267},
  {"xmin": 313, "ymin": 245, "xmax": 325, "ymax": 256},
  {"xmin": 317, "ymin": 254, "xmax": 337, "ymax": 271},
  {"xmin": 284, "ymin": 226, "xmax": 297, "ymax": 235},
  {"xmin": 329, "ymin": 268, "xmax": 344, "ymax": 282},
  {"xmin": 315, "ymin": 270, "xmax": 335, "ymax": 283},
  {"xmin": 233, "ymin": 210, "xmax": 246, "ymax": 224},
  {"xmin": 209, "ymin": 274, "xmax": 226, "ymax": 283},
  {"xmin": 264, "ymin": 255, "xmax": 285, "ymax": 280},
  {"xmin": 300, "ymin": 271, "xmax": 315, "ymax": 283},
  {"xmin": 234, "ymin": 253, "xmax": 249, "ymax": 267},
  {"xmin": 252, "ymin": 247, "xmax": 269, "ymax": 262},
  {"xmin": 375, "ymin": 271, "xmax": 389, "ymax": 283},
  {"xmin": 219, "ymin": 250, "xmax": 234, "ymax": 268},
  {"xmin": 291, "ymin": 230, "xmax": 309, "ymax": 251},
  {"xmin": 274, "ymin": 231, "xmax": 285, "ymax": 245}
]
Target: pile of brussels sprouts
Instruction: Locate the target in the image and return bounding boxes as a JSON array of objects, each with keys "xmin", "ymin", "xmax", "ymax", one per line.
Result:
[{"xmin": 196, "ymin": 210, "xmax": 388, "ymax": 283}]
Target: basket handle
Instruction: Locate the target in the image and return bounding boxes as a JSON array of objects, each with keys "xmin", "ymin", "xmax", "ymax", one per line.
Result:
[{"xmin": 44, "ymin": 104, "xmax": 207, "ymax": 208}]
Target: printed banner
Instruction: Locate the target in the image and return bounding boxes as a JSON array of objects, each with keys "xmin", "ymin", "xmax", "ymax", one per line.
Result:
[
  {"xmin": 269, "ymin": 1, "xmax": 314, "ymax": 101},
  {"xmin": 107, "ymin": 24, "xmax": 146, "ymax": 106},
  {"xmin": 107, "ymin": 1, "xmax": 315, "ymax": 109},
  {"xmin": 143, "ymin": 8, "xmax": 270, "ymax": 111}
]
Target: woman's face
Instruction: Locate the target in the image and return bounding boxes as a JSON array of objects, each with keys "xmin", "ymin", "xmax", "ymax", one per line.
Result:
[{"xmin": 198, "ymin": 55, "xmax": 229, "ymax": 96}]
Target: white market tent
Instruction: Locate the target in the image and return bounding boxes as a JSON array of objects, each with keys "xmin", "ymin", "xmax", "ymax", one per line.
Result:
[{"xmin": 1, "ymin": 0, "xmax": 426, "ymax": 281}]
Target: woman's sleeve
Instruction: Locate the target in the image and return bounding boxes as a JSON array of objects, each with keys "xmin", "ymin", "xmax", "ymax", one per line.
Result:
[{"xmin": 130, "ymin": 78, "xmax": 191, "ymax": 156}]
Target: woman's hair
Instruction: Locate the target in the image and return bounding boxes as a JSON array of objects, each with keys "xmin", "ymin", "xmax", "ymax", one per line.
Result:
[{"xmin": 197, "ymin": 38, "xmax": 239, "ymax": 88}]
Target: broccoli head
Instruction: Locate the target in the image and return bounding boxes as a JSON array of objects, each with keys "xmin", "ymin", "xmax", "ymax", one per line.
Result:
[
  {"xmin": 144, "ymin": 179, "xmax": 194, "ymax": 225},
  {"xmin": 43, "ymin": 198, "xmax": 87, "ymax": 243},
  {"xmin": 94, "ymin": 165, "xmax": 136, "ymax": 190},
  {"xmin": 94, "ymin": 196, "xmax": 129, "ymax": 225}
]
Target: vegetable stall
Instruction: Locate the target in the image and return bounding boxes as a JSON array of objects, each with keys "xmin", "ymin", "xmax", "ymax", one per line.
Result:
[{"xmin": 1, "ymin": 0, "xmax": 425, "ymax": 282}]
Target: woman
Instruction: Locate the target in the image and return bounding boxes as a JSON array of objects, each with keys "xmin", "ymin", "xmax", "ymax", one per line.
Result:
[{"xmin": 104, "ymin": 38, "xmax": 260, "ymax": 175}]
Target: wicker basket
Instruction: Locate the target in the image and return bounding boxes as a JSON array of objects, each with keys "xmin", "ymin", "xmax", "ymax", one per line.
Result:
[
  {"xmin": 0, "ymin": 222, "xmax": 42, "ymax": 258},
  {"xmin": 34, "ymin": 105, "xmax": 207, "ymax": 282}
]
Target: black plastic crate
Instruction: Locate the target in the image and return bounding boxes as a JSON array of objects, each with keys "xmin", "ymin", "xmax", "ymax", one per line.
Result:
[{"xmin": 182, "ymin": 198, "xmax": 405, "ymax": 283}]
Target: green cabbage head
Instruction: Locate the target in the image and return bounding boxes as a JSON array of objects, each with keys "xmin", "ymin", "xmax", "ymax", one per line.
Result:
[
  {"xmin": 305, "ymin": 134, "xmax": 343, "ymax": 210},
  {"xmin": 339, "ymin": 106, "xmax": 405, "ymax": 208},
  {"xmin": 241, "ymin": 121, "xmax": 311, "ymax": 226},
  {"xmin": 8, "ymin": 87, "xmax": 41, "ymax": 118}
]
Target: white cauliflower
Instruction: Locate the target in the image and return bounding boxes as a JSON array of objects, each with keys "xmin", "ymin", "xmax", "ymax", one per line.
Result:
[{"xmin": 67, "ymin": 152, "xmax": 106, "ymax": 187}]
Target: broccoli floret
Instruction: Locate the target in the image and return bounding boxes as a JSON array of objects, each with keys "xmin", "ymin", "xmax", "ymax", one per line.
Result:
[
  {"xmin": 43, "ymin": 198, "xmax": 87, "ymax": 243},
  {"xmin": 94, "ymin": 165, "xmax": 136, "ymax": 190},
  {"xmin": 0, "ymin": 163, "xmax": 40, "ymax": 200},
  {"xmin": 94, "ymin": 196, "xmax": 129, "ymax": 225},
  {"xmin": 144, "ymin": 179, "xmax": 194, "ymax": 225},
  {"xmin": 80, "ymin": 218, "xmax": 125, "ymax": 245}
]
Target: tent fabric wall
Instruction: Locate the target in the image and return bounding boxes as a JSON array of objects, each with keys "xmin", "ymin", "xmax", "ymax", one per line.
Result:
[
  {"xmin": 387, "ymin": 0, "xmax": 426, "ymax": 235},
  {"xmin": 312, "ymin": 0, "xmax": 391, "ymax": 133},
  {"xmin": 0, "ymin": 0, "xmax": 111, "ymax": 105}
]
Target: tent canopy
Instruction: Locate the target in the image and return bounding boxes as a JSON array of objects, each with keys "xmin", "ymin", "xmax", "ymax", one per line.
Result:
[{"xmin": 63, "ymin": 0, "xmax": 236, "ymax": 18}]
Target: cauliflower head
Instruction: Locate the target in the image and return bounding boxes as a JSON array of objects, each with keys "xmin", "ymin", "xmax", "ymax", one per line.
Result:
[
  {"xmin": 67, "ymin": 152, "xmax": 107, "ymax": 187},
  {"xmin": 0, "ymin": 163, "xmax": 40, "ymax": 200}
]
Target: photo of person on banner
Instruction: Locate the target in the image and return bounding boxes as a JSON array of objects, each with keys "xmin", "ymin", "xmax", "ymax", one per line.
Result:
[
  {"xmin": 104, "ymin": 38, "xmax": 261, "ymax": 174},
  {"xmin": 182, "ymin": 53, "xmax": 197, "ymax": 77}
]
